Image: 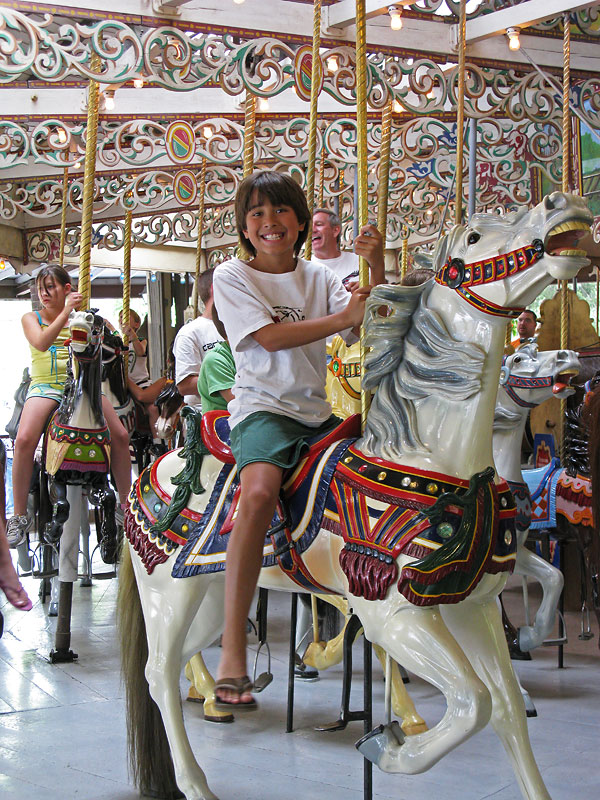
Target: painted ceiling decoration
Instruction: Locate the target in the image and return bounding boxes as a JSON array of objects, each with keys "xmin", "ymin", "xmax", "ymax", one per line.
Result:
[{"xmin": 0, "ymin": 1, "xmax": 598, "ymax": 262}]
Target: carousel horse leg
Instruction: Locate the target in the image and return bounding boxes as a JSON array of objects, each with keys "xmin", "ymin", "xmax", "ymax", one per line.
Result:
[
  {"xmin": 45, "ymin": 478, "xmax": 69, "ymax": 545},
  {"xmin": 515, "ymin": 545, "xmax": 564, "ymax": 652},
  {"xmin": 304, "ymin": 594, "xmax": 351, "ymax": 669},
  {"xmin": 372, "ymin": 644, "xmax": 427, "ymax": 735},
  {"xmin": 185, "ymin": 653, "xmax": 234, "ymax": 724},
  {"xmin": 128, "ymin": 551, "xmax": 219, "ymax": 800},
  {"xmin": 50, "ymin": 485, "xmax": 81, "ymax": 663},
  {"xmin": 79, "ymin": 492, "xmax": 92, "ymax": 587},
  {"xmin": 354, "ymin": 596, "xmax": 491, "ymax": 774},
  {"xmin": 442, "ymin": 577, "xmax": 551, "ymax": 800}
]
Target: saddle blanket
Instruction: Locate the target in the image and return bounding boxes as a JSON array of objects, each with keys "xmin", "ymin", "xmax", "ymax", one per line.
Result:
[
  {"xmin": 171, "ymin": 437, "xmax": 352, "ymax": 592},
  {"xmin": 522, "ymin": 459, "xmax": 561, "ymax": 529},
  {"xmin": 523, "ymin": 460, "xmax": 593, "ymax": 529}
]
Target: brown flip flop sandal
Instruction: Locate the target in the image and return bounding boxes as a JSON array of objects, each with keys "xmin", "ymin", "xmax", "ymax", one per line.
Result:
[{"xmin": 214, "ymin": 675, "xmax": 258, "ymax": 712}]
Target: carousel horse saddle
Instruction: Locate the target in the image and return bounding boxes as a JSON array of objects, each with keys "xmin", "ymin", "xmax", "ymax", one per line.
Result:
[
  {"xmin": 200, "ymin": 410, "xmax": 361, "ymax": 465},
  {"xmin": 171, "ymin": 421, "xmax": 358, "ymax": 590}
]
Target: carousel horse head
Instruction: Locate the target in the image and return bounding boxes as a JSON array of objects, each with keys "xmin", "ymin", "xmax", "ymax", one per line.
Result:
[
  {"xmin": 431, "ymin": 191, "xmax": 592, "ymax": 309},
  {"xmin": 155, "ymin": 380, "xmax": 183, "ymax": 440},
  {"xmin": 68, "ymin": 309, "xmax": 104, "ymax": 361},
  {"xmin": 496, "ymin": 343, "xmax": 580, "ymax": 418}
]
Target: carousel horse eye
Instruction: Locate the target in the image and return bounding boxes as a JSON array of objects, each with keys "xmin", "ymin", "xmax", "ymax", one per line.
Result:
[
  {"xmin": 467, "ymin": 231, "xmax": 480, "ymax": 245},
  {"xmin": 85, "ymin": 313, "xmax": 94, "ymax": 323},
  {"xmin": 514, "ymin": 356, "xmax": 522, "ymax": 363}
]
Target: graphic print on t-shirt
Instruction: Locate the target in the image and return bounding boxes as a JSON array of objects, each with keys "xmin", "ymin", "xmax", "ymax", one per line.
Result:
[{"xmin": 272, "ymin": 305, "xmax": 305, "ymax": 323}]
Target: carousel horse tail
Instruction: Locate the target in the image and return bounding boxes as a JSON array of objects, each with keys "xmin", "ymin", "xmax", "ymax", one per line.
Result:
[{"xmin": 117, "ymin": 546, "xmax": 180, "ymax": 797}]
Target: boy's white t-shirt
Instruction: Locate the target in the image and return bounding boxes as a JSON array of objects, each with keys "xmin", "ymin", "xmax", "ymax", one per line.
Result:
[{"xmin": 213, "ymin": 257, "xmax": 356, "ymax": 430}]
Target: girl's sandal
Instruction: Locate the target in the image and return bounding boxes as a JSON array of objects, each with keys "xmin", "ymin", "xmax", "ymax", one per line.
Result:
[{"xmin": 214, "ymin": 676, "xmax": 257, "ymax": 712}]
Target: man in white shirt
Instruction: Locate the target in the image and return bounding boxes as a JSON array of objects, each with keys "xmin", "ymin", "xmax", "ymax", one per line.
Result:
[
  {"xmin": 310, "ymin": 208, "xmax": 386, "ymax": 288},
  {"xmin": 173, "ymin": 268, "xmax": 223, "ymax": 407}
]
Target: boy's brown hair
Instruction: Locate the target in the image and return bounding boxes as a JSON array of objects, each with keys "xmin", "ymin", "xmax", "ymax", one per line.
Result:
[{"xmin": 235, "ymin": 170, "xmax": 311, "ymax": 257}]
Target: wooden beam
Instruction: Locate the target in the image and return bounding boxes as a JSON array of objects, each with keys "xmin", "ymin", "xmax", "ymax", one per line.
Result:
[{"xmin": 461, "ymin": 0, "xmax": 598, "ymax": 43}]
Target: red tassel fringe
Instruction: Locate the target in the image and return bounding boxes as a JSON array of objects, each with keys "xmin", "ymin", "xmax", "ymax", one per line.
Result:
[
  {"xmin": 124, "ymin": 506, "xmax": 169, "ymax": 575},
  {"xmin": 339, "ymin": 549, "xmax": 398, "ymax": 601}
]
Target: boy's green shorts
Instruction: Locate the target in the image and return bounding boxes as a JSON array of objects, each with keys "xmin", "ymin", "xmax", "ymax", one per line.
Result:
[{"xmin": 230, "ymin": 411, "xmax": 341, "ymax": 473}]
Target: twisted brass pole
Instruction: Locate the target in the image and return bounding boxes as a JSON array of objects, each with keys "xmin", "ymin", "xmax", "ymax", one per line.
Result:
[
  {"xmin": 377, "ymin": 98, "xmax": 393, "ymax": 249},
  {"xmin": 355, "ymin": 0, "xmax": 369, "ymax": 430},
  {"xmin": 560, "ymin": 12, "xmax": 571, "ymax": 456},
  {"xmin": 122, "ymin": 207, "xmax": 132, "ymax": 376},
  {"xmin": 58, "ymin": 167, "xmax": 69, "ymax": 268},
  {"xmin": 454, "ymin": 0, "xmax": 466, "ymax": 226},
  {"xmin": 304, "ymin": 0, "xmax": 322, "ymax": 261},
  {"xmin": 79, "ymin": 51, "xmax": 101, "ymax": 309},
  {"xmin": 193, "ymin": 158, "xmax": 207, "ymax": 318},
  {"xmin": 318, "ymin": 145, "xmax": 326, "ymax": 209},
  {"xmin": 243, "ymin": 91, "xmax": 256, "ymax": 178},
  {"xmin": 401, "ymin": 231, "xmax": 408, "ymax": 280}
]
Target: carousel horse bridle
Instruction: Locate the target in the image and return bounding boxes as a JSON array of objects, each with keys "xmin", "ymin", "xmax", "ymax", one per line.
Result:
[{"xmin": 436, "ymin": 239, "xmax": 545, "ymax": 319}]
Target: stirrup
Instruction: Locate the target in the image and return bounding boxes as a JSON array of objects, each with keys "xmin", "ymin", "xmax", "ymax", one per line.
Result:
[{"xmin": 252, "ymin": 639, "xmax": 273, "ymax": 692}]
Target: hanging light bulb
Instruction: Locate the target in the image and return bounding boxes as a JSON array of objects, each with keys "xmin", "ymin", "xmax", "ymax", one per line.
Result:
[
  {"xmin": 203, "ymin": 125, "xmax": 213, "ymax": 140},
  {"xmin": 388, "ymin": 5, "xmax": 403, "ymax": 31},
  {"xmin": 179, "ymin": 273, "xmax": 186, "ymax": 284},
  {"xmin": 393, "ymin": 98, "xmax": 403, "ymax": 113},
  {"xmin": 150, "ymin": 271, "xmax": 157, "ymax": 282},
  {"xmin": 258, "ymin": 97, "xmax": 270, "ymax": 111},
  {"xmin": 0, "ymin": 258, "xmax": 5, "ymax": 270},
  {"xmin": 506, "ymin": 27, "xmax": 521, "ymax": 51},
  {"xmin": 103, "ymin": 89, "xmax": 115, "ymax": 110},
  {"xmin": 233, "ymin": 0, "xmax": 245, "ymax": 5},
  {"xmin": 327, "ymin": 55, "xmax": 338, "ymax": 73},
  {"xmin": 73, "ymin": 160, "xmax": 82, "ymax": 169},
  {"xmin": 57, "ymin": 127, "xmax": 68, "ymax": 144},
  {"xmin": 133, "ymin": 77, "xmax": 144, "ymax": 89}
]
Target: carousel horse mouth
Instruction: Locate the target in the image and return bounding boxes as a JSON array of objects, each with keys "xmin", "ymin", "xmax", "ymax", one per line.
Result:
[
  {"xmin": 70, "ymin": 327, "xmax": 90, "ymax": 345},
  {"xmin": 552, "ymin": 371, "xmax": 578, "ymax": 396},
  {"xmin": 545, "ymin": 221, "xmax": 590, "ymax": 258}
]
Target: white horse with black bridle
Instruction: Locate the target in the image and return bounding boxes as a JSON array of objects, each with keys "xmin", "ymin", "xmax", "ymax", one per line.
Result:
[{"xmin": 118, "ymin": 192, "xmax": 592, "ymax": 800}]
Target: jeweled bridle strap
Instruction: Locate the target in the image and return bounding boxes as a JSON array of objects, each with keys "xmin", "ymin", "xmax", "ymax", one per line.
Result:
[{"xmin": 435, "ymin": 239, "xmax": 545, "ymax": 319}]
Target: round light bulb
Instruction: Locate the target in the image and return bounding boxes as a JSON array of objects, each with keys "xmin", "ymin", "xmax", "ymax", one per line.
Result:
[
  {"xmin": 203, "ymin": 125, "xmax": 213, "ymax": 140},
  {"xmin": 104, "ymin": 90, "xmax": 115, "ymax": 110},
  {"xmin": 388, "ymin": 6, "xmax": 403, "ymax": 31},
  {"xmin": 133, "ymin": 78, "xmax": 144, "ymax": 89},
  {"xmin": 57, "ymin": 128, "xmax": 67, "ymax": 144},
  {"xmin": 258, "ymin": 97, "xmax": 269, "ymax": 111},
  {"xmin": 393, "ymin": 99, "xmax": 403, "ymax": 113},
  {"xmin": 327, "ymin": 55, "xmax": 338, "ymax": 73},
  {"xmin": 507, "ymin": 28, "xmax": 521, "ymax": 51},
  {"xmin": 233, "ymin": 0, "xmax": 245, "ymax": 5}
]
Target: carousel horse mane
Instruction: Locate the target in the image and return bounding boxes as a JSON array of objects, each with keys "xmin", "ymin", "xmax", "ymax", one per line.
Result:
[
  {"xmin": 361, "ymin": 280, "xmax": 486, "ymax": 458},
  {"xmin": 102, "ymin": 326, "xmax": 129, "ymax": 407},
  {"xmin": 493, "ymin": 405, "xmax": 523, "ymax": 431}
]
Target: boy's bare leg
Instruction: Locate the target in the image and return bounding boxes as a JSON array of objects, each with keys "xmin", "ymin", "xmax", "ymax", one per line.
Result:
[{"xmin": 217, "ymin": 461, "xmax": 283, "ymax": 704}]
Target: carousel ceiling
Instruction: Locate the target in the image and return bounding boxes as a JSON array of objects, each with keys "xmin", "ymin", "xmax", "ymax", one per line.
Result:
[{"xmin": 0, "ymin": 0, "xmax": 598, "ymax": 268}]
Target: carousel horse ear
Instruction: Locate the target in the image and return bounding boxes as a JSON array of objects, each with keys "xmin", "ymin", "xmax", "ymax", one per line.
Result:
[{"xmin": 499, "ymin": 365, "xmax": 510, "ymax": 385}]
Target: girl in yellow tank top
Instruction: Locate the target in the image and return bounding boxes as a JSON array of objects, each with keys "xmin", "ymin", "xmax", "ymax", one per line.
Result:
[
  {"xmin": 7, "ymin": 264, "xmax": 134, "ymax": 586},
  {"xmin": 3, "ymin": 265, "xmax": 82, "ymax": 609}
]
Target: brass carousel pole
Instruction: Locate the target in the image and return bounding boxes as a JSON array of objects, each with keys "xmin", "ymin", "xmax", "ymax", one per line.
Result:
[
  {"xmin": 355, "ymin": 0, "xmax": 369, "ymax": 432},
  {"xmin": 318, "ymin": 145, "xmax": 326, "ymax": 209},
  {"xmin": 58, "ymin": 167, "xmax": 69, "ymax": 268},
  {"xmin": 560, "ymin": 13, "xmax": 571, "ymax": 456},
  {"xmin": 377, "ymin": 98, "xmax": 393, "ymax": 262},
  {"xmin": 193, "ymin": 158, "xmax": 207, "ymax": 318},
  {"xmin": 122, "ymin": 207, "xmax": 132, "ymax": 376},
  {"xmin": 243, "ymin": 91, "xmax": 256, "ymax": 178},
  {"xmin": 454, "ymin": 0, "xmax": 466, "ymax": 227},
  {"xmin": 78, "ymin": 51, "xmax": 101, "ymax": 309},
  {"xmin": 401, "ymin": 229, "xmax": 408, "ymax": 280},
  {"xmin": 304, "ymin": 0, "xmax": 322, "ymax": 261}
]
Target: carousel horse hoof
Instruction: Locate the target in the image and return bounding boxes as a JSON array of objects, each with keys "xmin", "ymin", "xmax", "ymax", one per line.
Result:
[
  {"xmin": 44, "ymin": 521, "xmax": 63, "ymax": 546},
  {"xmin": 48, "ymin": 601, "xmax": 59, "ymax": 617},
  {"xmin": 214, "ymin": 676, "xmax": 258, "ymax": 712},
  {"xmin": 99, "ymin": 534, "xmax": 120, "ymax": 565},
  {"xmin": 79, "ymin": 576, "xmax": 92, "ymax": 588},
  {"xmin": 294, "ymin": 661, "xmax": 319, "ymax": 681},
  {"xmin": 186, "ymin": 684, "xmax": 205, "ymax": 703},
  {"xmin": 356, "ymin": 722, "xmax": 405, "ymax": 766},
  {"xmin": 203, "ymin": 711, "xmax": 235, "ymax": 724}
]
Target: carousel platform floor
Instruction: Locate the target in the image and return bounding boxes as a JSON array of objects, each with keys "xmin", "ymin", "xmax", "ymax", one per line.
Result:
[{"xmin": 0, "ymin": 556, "xmax": 598, "ymax": 800}]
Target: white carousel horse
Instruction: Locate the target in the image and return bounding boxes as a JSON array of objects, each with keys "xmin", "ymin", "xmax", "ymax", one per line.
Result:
[
  {"xmin": 493, "ymin": 343, "xmax": 580, "ymax": 652},
  {"xmin": 118, "ymin": 192, "xmax": 592, "ymax": 800}
]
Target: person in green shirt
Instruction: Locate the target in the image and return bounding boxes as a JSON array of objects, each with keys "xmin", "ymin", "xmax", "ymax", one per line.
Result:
[{"xmin": 197, "ymin": 306, "xmax": 235, "ymax": 412}]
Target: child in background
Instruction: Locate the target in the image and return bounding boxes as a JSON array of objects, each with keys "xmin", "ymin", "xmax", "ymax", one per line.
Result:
[
  {"xmin": 212, "ymin": 170, "xmax": 370, "ymax": 710},
  {"xmin": 196, "ymin": 306, "xmax": 234, "ymax": 413}
]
